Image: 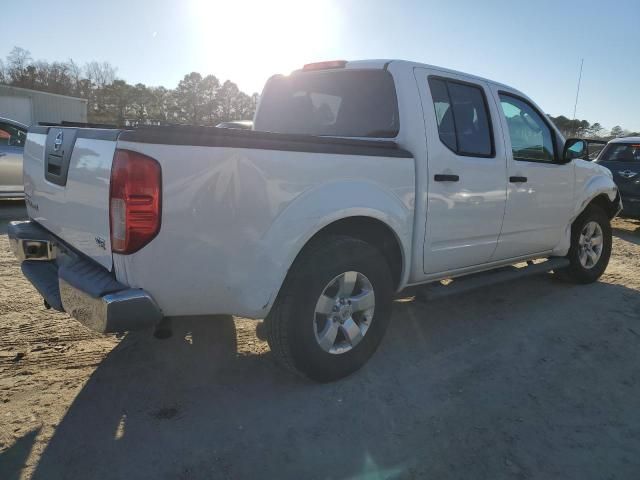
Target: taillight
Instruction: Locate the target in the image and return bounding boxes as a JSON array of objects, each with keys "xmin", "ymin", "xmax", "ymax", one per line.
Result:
[{"xmin": 109, "ymin": 149, "xmax": 161, "ymax": 254}]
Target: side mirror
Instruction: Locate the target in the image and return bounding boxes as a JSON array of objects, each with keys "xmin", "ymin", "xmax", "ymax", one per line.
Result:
[{"xmin": 563, "ymin": 138, "xmax": 587, "ymax": 162}]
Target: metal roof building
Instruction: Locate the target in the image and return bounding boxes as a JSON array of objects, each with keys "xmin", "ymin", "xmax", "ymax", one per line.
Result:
[{"xmin": 0, "ymin": 84, "xmax": 87, "ymax": 126}]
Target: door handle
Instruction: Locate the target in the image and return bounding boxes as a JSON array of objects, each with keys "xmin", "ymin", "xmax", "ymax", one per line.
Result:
[
  {"xmin": 434, "ymin": 174, "xmax": 459, "ymax": 182},
  {"xmin": 509, "ymin": 176, "xmax": 527, "ymax": 183},
  {"xmin": 0, "ymin": 152, "xmax": 7, "ymax": 157}
]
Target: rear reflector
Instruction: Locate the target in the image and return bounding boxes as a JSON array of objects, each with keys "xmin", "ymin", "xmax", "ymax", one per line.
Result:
[
  {"xmin": 109, "ymin": 149, "xmax": 161, "ymax": 254},
  {"xmin": 302, "ymin": 60, "xmax": 347, "ymax": 71}
]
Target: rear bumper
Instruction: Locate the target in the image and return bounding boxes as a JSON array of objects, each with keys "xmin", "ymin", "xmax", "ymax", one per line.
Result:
[
  {"xmin": 8, "ymin": 220, "xmax": 162, "ymax": 333},
  {"xmin": 0, "ymin": 191, "xmax": 25, "ymax": 199}
]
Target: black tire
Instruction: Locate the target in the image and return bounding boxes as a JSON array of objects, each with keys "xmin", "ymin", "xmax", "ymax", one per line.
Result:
[
  {"xmin": 265, "ymin": 235, "xmax": 394, "ymax": 382},
  {"xmin": 555, "ymin": 204, "xmax": 612, "ymax": 284}
]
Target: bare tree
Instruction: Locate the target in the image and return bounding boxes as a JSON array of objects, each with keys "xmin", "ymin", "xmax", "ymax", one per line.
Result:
[
  {"xmin": 84, "ymin": 61, "xmax": 116, "ymax": 89},
  {"xmin": 66, "ymin": 59, "xmax": 83, "ymax": 95},
  {"xmin": 83, "ymin": 61, "xmax": 117, "ymax": 119},
  {"xmin": 6, "ymin": 47, "xmax": 33, "ymax": 85}
]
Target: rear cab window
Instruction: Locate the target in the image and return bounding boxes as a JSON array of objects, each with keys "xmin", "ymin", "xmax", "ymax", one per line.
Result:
[
  {"xmin": 254, "ymin": 69, "xmax": 400, "ymax": 138},
  {"xmin": 427, "ymin": 77, "xmax": 494, "ymax": 157}
]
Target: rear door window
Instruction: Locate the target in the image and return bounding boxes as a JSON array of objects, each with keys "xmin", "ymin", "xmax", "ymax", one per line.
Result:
[
  {"xmin": 428, "ymin": 78, "xmax": 457, "ymax": 152},
  {"xmin": 427, "ymin": 77, "xmax": 494, "ymax": 157}
]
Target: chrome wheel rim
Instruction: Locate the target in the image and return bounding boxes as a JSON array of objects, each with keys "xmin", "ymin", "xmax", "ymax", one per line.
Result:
[
  {"xmin": 313, "ymin": 271, "xmax": 375, "ymax": 354},
  {"xmin": 578, "ymin": 221, "xmax": 604, "ymax": 269}
]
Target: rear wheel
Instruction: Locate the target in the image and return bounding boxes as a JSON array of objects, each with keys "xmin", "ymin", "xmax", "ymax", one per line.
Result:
[
  {"xmin": 556, "ymin": 205, "xmax": 612, "ymax": 283},
  {"xmin": 266, "ymin": 235, "xmax": 394, "ymax": 382}
]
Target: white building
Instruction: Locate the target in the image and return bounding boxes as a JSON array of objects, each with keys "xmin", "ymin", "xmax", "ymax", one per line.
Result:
[{"xmin": 0, "ymin": 84, "xmax": 87, "ymax": 126}]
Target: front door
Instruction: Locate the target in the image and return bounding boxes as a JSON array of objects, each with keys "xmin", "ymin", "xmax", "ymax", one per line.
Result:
[
  {"xmin": 416, "ymin": 69, "xmax": 507, "ymax": 274},
  {"xmin": 490, "ymin": 90, "xmax": 574, "ymax": 260}
]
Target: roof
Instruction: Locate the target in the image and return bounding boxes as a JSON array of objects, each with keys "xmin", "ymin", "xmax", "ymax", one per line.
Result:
[
  {"xmin": 0, "ymin": 84, "xmax": 87, "ymax": 103},
  {"xmin": 343, "ymin": 59, "xmax": 520, "ymax": 93},
  {"xmin": 609, "ymin": 136, "xmax": 640, "ymax": 144},
  {"xmin": 0, "ymin": 116, "xmax": 28, "ymax": 129}
]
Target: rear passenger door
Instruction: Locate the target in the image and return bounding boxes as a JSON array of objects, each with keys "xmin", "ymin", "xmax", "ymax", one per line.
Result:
[
  {"xmin": 416, "ymin": 69, "xmax": 507, "ymax": 274},
  {"xmin": 490, "ymin": 90, "xmax": 574, "ymax": 260}
]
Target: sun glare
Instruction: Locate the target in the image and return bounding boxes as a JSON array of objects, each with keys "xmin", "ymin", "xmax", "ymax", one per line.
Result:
[{"xmin": 190, "ymin": 0, "xmax": 342, "ymax": 93}]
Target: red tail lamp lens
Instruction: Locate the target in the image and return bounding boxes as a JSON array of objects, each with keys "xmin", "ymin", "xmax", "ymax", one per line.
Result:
[{"xmin": 109, "ymin": 149, "xmax": 161, "ymax": 254}]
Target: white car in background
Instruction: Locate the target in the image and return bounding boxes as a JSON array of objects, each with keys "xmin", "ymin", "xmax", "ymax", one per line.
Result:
[{"xmin": 0, "ymin": 117, "xmax": 28, "ymax": 198}]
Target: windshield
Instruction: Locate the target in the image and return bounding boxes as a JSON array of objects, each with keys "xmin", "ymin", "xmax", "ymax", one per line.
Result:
[
  {"xmin": 597, "ymin": 143, "xmax": 640, "ymax": 162},
  {"xmin": 254, "ymin": 69, "xmax": 400, "ymax": 138}
]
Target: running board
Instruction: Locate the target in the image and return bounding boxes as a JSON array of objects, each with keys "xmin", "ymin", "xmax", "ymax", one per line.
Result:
[{"xmin": 410, "ymin": 258, "xmax": 570, "ymax": 302}]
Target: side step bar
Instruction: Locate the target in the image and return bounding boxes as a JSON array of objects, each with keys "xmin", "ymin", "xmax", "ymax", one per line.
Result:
[{"xmin": 410, "ymin": 258, "xmax": 570, "ymax": 302}]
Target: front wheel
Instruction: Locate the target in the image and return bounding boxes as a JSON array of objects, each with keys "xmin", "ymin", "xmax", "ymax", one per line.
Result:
[
  {"xmin": 556, "ymin": 205, "xmax": 612, "ymax": 284},
  {"xmin": 265, "ymin": 235, "xmax": 394, "ymax": 382}
]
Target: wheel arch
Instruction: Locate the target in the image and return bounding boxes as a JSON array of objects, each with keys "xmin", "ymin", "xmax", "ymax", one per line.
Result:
[
  {"xmin": 253, "ymin": 179, "xmax": 413, "ymax": 317},
  {"xmin": 576, "ymin": 174, "xmax": 620, "ymax": 219},
  {"xmin": 553, "ymin": 189, "xmax": 620, "ymax": 257},
  {"xmin": 585, "ymin": 192, "xmax": 621, "ymax": 219},
  {"xmin": 293, "ymin": 216, "xmax": 406, "ymax": 292}
]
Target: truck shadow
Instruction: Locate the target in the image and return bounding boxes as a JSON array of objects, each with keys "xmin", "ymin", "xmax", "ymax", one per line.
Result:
[
  {"xmin": 0, "ymin": 428, "xmax": 41, "ymax": 480},
  {"xmin": 0, "ymin": 200, "xmax": 26, "ymax": 235},
  {"xmin": 29, "ymin": 275, "xmax": 640, "ymax": 479},
  {"xmin": 612, "ymin": 218, "xmax": 640, "ymax": 245}
]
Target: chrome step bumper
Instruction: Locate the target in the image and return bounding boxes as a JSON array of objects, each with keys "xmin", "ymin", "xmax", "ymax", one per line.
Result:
[{"xmin": 8, "ymin": 220, "xmax": 163, "ymax": 333}]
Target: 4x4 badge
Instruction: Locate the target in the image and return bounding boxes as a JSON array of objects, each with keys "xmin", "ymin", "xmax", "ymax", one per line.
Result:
[{"xmin": 53, "ymin": 131, "xmax": 63, "ymax": 152}]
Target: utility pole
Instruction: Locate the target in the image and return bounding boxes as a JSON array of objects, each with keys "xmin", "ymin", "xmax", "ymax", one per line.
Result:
[{"xmin": 572, "ymin": 58, "xmax": 584, "ymax": 120}]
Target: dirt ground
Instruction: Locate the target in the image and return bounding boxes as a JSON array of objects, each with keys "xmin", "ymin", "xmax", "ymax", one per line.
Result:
[{"xmin": 0, "ymin": 199, "xmax": 639, "ymax": 480}]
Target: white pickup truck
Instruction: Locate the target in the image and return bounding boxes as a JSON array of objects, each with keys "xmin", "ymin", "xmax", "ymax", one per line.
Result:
[{"xmin": 9, "ymin": 59, "xmax": 621, "ymax": 382}]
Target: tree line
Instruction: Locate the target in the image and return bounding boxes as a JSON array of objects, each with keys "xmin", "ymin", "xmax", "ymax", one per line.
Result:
[
  {"xmin": 0, "ymin": 47, "xmax": 259, "ymax": 126},
  {"xmin": 1, "ymin": 46, "xmax": 638, "ymax": 137},
  {"xmin": 548, "ymin": 115, "xmax": 639, "ymax": 140}
]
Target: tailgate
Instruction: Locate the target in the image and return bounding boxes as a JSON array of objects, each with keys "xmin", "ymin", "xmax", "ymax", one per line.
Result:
[{"xmin": 23, "ymin": 126, "xmax": 122, "ymax": 270}]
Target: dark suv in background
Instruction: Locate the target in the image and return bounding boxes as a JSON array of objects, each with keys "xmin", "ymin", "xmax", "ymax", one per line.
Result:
[{"xmin": 596, "ymin": 138, "xmax": 640, "ymax": 218}]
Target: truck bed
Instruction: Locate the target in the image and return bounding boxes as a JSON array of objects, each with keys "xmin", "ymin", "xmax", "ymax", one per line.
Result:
[{"xmin": 23, "ymin": 124, "xmax": 415, "ymax": 318}]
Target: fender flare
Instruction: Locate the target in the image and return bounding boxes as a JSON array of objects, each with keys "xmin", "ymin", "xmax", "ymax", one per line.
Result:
[
  {"xmin": 575, "ymin": 175, "xmax": 618, "ymax": 218},
  {"xmin": 552, "ymin": 174, "xmax": 619, "ymax": 256}
]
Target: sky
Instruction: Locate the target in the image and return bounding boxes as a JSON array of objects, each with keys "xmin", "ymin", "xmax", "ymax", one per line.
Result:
[{"xmin": 2, "ymin": 0, "xmax": 639, "ymax": 131}]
